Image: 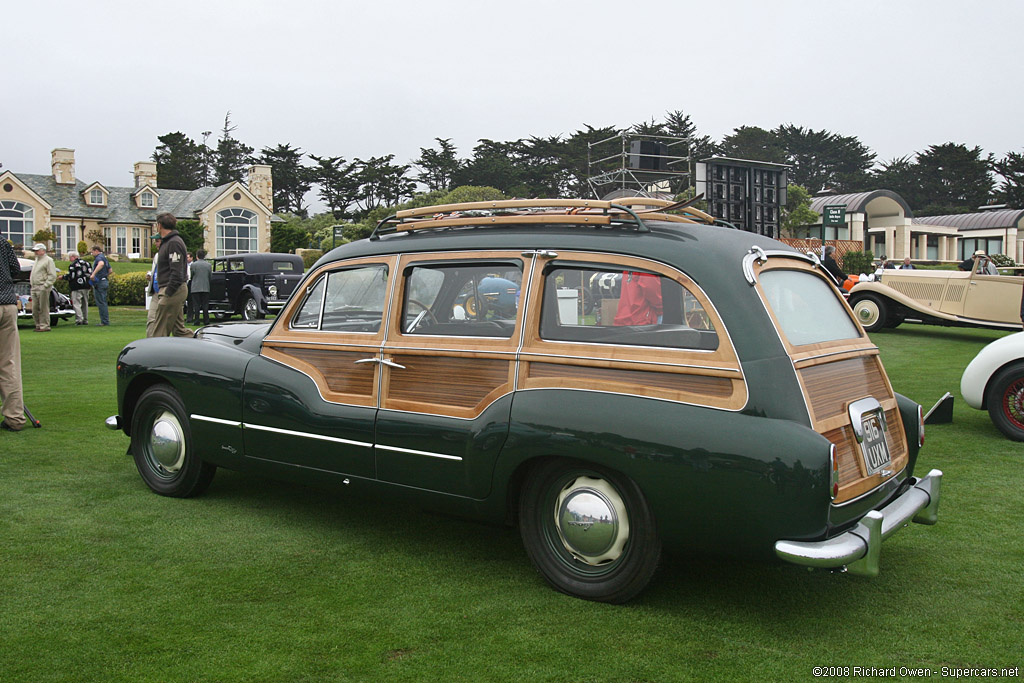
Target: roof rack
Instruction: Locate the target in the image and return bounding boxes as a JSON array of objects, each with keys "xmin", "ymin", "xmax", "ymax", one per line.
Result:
[{"xmin": 368, "ymin": 197, "xmax": 720, "ymax": 240}]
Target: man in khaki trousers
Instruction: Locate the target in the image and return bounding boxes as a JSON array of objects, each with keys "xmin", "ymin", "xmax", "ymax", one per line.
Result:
[
  {"xmin": 30, "ymin": 243, "xmax": 56, "ymax": 332},
  {"xmin": 149, "ymin": 213, "xmax": 191, "ymax": 338},
  {"xmin": 0, "ymin": 238, "xmax": 25, "ymax": 431}
]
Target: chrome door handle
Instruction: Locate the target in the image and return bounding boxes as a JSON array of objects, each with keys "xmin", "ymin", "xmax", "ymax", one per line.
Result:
[
  {"xmin": 381, "ymin": 358, "xmax": 406, "ymax": 369},
  {"xmin": 354, "ymin": 358, "xmax": 378, "ymax": 365}
]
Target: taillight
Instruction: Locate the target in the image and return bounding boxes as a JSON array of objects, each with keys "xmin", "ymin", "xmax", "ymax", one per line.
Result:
[
  {"xmin": 918, "ymin": 404, "xmax": 925, "ymax": 448},
  {"xmin": 829, "ymin": 443, "xmax": 839, "ymax": 500}
]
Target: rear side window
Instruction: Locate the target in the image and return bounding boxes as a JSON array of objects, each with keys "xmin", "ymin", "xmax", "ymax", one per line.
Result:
[
  {"xmin": 402, "ymin": 261, "xmax": 522, "ymax": 337},
  {"xmin": 272, "ymin": 261, "xmax": 298, "ymax": 272},
  {"xmin": 760, "ymin": 269, "xmax": 860, "ymax": 345},
  {"xmin": 540, "ymin": 265, "xmax": 718, "ymax": 351}
]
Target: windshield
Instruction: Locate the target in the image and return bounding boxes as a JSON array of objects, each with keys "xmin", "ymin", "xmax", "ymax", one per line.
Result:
[{"xmin": 760, "ymin": 269, "xmax": 861, "ymax": 346}]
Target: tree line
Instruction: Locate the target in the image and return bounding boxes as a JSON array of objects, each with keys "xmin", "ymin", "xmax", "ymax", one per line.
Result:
[{"xmin": 153, "ymin": 110, "xmax": 1024, "ymax": 223}]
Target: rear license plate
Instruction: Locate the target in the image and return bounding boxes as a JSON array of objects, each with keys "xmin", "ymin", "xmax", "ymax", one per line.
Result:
[{"xmin": 860, "ymin": 412, "xmax": 891, "ymax": 475}]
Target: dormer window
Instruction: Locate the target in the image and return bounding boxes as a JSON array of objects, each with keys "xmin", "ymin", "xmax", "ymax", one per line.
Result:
[
  {"xmin": 140, "ymin": 191, "xmax": 154, "ymax": 208},
  {"xmin": 84, "ymin": 184, "xmax": 108, "ymax": 206}
]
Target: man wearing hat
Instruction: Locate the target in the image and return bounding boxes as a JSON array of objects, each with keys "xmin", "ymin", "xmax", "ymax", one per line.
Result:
[{"xmin": 30, "ymin": 244, "xmax": 56, "ymax": 332}]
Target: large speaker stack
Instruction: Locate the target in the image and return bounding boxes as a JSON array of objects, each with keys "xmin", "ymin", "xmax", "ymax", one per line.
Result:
[{"xmin": 695, "ymin": 157, "xmax": 789, "ymax": 238}]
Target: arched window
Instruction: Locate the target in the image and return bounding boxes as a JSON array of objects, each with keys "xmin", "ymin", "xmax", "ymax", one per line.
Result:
[
  {"xmin": 0, "ymin": 200, "xmax": 35, "ymax": 249},
  {"xmin": 216, "ymin": 208, "xmax": 258, "ymax": 255}
]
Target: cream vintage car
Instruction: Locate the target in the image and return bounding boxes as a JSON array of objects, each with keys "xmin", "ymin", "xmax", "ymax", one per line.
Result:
[{"xmin": 848, "ymin": 256, "xmax": 1024, "ymax": 333}]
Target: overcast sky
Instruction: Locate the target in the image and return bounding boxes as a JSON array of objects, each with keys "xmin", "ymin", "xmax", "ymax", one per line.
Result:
[{"xmin": 3, "ymin": 0, "xmax": 1021, "ymax": 206}]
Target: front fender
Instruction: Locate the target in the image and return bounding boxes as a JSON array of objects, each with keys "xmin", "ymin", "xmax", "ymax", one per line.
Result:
[
  {"xmin": 960, "ymin": 331, "xmax": 1024, "ymax": 409},
  {"xmin": 115, "ymin": 336, "xmax": 256, "ymax": 437},
  {"xmin": 240, "ymin": 284, "xmax": 267, "ymax": 313}
]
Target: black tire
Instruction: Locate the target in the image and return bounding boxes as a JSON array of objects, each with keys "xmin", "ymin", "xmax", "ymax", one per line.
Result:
[
  {"xmin": 851, "ymin": 293, "xmax": 889, "ymax": 333},
  {"xmin": 986, "ymin": 363, "xmax": 1024, "ymax": 441},
  {"xmin": 518, "ymin": 459, "xmax": 661, "ymax": 603},
  {"xmin": 130, "ymin": 385, "xmax": 216, "ymax": 497},
  {"xmin": 50, "ymin": 315, "xmax": 59, "ymax": 327},
  {"xmin": 241, "ymin": 294, "xmax": 263, "ymax": 321}
]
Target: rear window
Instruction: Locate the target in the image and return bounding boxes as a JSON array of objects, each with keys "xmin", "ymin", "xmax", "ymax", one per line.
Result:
[
  {"xmin": 760, "ymin": 269, "xmax": 860, "ymax": 346},
  {"xmin": 272, "ymin": 261, "xmax": 298, "ymax": 272}
]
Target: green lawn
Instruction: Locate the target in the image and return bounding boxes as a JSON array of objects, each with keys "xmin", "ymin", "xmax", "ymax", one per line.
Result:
[{"xmin": 1, "ymin": 311, "xmax": 1021, "ymax": 681}]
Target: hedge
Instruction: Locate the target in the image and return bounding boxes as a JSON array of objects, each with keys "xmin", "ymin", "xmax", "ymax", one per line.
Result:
[{"xmin": 53, "ymin": 271, "xmax": 148, "ymax": 306}]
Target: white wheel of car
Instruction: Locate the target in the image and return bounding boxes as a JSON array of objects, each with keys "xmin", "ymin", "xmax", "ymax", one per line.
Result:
[{"xmin": 851, "ymin": 294, "xmax": 887, "ymax": 333}]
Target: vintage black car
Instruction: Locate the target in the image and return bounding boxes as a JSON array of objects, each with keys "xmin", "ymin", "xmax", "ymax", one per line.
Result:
[
  {"xmin": 15, "ymin": 257, "xmax": 75, "ymax": 326},
  {"xmin": 207, "ymin": 252, "xmax": 304, "ymax": 321},
  {"xmin": 107, "ymin": 198, "xmax": 942, "ymax": 603}
]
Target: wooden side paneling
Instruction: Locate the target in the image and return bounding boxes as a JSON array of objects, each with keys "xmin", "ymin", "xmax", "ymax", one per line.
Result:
[
  {"xmin": 383, "ymin": 354, "xmax": 513, "ymax": 417},
  {"xmin": 262, "ymin": 345, "xmax": 378, "ymax": 406}
]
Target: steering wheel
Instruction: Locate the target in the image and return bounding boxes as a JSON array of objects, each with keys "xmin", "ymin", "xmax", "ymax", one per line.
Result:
[{"xmin": 405, "ymin": 298, "xmax": 438, "ymax": 333}]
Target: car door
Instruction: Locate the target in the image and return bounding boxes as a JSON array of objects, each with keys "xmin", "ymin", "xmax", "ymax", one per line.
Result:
[
  {"xmin": 241, "ymin": 257, "xmax": 396, "ymax": 478},
  {"xmin": 962, "ymin": 268, "xmax": 1024, "ymax": 325},
  {"xmin": 209, "ymin": 258, "xmax": 227, "ymax": 308},
  {"xmin": 375, "ymin": 252, "xmax": 531, "ymax": 497}
]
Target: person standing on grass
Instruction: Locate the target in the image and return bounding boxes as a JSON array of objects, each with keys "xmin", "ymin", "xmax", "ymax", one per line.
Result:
[
  {"xmin": 64, "ymin": 251, "xmax": 92, "ymax": 325},
  {"xmin": 188, "ymin": 249, "xmax": 212, "ymax": 326},
  {"xmin": 0, "ymin": 237, "xmax": 25, "ymax": 432},
  {"xmin": 149, "ymin": 213, "xmax": 190, "ymax": 338},
  {"xmin": 30, "ymin": 243, "xmax": 56, "ymax": 332},
  {"xmin": 89, "ymin": 245, "xmax": 111, "ymax": 326},
  {"xmin": 146, "ymin": 234, "xmax": 161, "ymax": 337}
]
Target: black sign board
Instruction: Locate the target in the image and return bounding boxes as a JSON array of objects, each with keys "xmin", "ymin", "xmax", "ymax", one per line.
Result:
[{"xmin": 695, "ymin": 157, "xmax": 790, "ymax": 238}]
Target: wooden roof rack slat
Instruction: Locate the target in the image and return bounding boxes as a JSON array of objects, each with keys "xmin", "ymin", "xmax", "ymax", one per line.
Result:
[
  {"xmin": 397, "ymin": 199, "xmax": 614, "ymax": 219},
  {"xmin": 391, "ymin": 214, "xmax": 613, "ymax": 232}
]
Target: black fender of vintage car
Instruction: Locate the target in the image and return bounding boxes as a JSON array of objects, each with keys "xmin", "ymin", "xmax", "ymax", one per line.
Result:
[{"xmin": 238, "ymin": 284, "xmax": 269, "ymax": 314}]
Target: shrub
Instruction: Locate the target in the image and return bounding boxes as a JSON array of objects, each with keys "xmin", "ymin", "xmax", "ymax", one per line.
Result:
[
  {"xmin": 991, "ymin": 253, "xmax": 1016, "ymax": 267},
  {"xmin": 77, "ymin": 241, "xmax": 88, "ymax": 255},
  {"xmin": 300, "ymin": 250, "xmax": 323, "ymax": 269},
  {"xmin": 842, "ymin": 250, "xmax": 875, "ymax": 275},
  {"xmin": 108, "ymin": 271, "xmax": 147, "ymax": 306}
]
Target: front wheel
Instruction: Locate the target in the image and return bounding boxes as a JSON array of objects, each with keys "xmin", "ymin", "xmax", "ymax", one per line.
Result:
[
  {"xmin": 130, "ymin": 385, "xmax": 216, "ymax": 497},
  {"xmin": 851, "ymin": 294, "xmax": 889, "ymax": 333},
  {"xmin": 50, "ymin": 315, "xmax": 60, "ymax": 327},
  {"xmin": 518, "ymin": 459, "xmax": 661, "ymax": 603},
  {"xmin": 986, "ymin": 363, "xmax": 1024, "ymax": 441},
  {"xmin": 241, "ymin": 294, "xmax": 263, "ymax": 321}
]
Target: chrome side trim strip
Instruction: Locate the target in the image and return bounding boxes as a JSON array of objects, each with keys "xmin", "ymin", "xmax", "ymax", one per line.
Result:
[
  {"xmin": 376, "ymin": 444, "xmax": 463, "ymax": 461},
  {"xmin": 514, "ymin": 385, "xmax": 743, "ymax": 412},
  {"xmin": 242, "ymin": 422, "xmax": 373, "ymax": 448},
  {"xmin": 190, "ymin": 414, "xmax": 242, "ymax": 427}
]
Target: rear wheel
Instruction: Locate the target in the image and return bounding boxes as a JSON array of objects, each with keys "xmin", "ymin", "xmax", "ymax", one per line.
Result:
[
  {"xmin": 518, "ymin": 459, "xmax": 661, "ymax": 603},
  {"xmin": 851, "ymin": 294, "xmax": 889, "ymax": 333},
  {"xmin": 130, "ymin": 385, "xmax": 216, "ymax": 497},
  {"xmin": 986, "ymin": 363, "xmax": 1024, "ymax": 441},
  {"xmin": 49, "ymin": 315, "xmax": 59, "ymax": 327}
]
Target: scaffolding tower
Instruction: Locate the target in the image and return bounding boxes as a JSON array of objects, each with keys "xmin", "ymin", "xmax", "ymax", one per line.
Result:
[{"xmin": 587, "ymin": 132, "xmax": 692, "ymax": 200}]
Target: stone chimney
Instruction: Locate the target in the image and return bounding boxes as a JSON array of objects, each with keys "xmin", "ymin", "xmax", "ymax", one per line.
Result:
[
  {"xmin": 134, "ymin": 161, "xmax": 158, "ymax": 189},
  {"xmin": 51, "ymin": 148, "xmax": 76, "ymax": 185},
  {"xmin": 247, "ymin": 164, "xmax": 273, "ymax": 211}
]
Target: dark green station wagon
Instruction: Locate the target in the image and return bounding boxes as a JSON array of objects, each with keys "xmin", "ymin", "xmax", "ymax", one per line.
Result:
[{"xmin": 107, "ymin": 198, "xmax": 942, "ymax": 602}]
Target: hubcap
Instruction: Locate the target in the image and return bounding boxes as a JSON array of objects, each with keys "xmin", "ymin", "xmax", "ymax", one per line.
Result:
[
  {"xmin": 1003, "ymin": 379, "xmax": 1024, "ymax": 427},
  {"xmin": 244, "ymin": 298, "xmax": 258, "ymax": 320},
  {"xmin": 855, "ymin": 300, "xmax": 880, "ymax": 326},
  {"xmin": 554, "ymin": 476, "xmax": 629, "ymax": 566},
  {"xmin": 148, "ymin": 410, "xmax": 185, "ymax": 476}
]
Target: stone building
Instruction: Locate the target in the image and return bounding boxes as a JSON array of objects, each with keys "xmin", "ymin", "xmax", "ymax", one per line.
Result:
[
  {"xmin": 0, "ymin": 148, "xmax": 276, "ymax": 258},
  {"xmin": 805, "ymin": 190, "xmax": 1024, "ymax": 263}
]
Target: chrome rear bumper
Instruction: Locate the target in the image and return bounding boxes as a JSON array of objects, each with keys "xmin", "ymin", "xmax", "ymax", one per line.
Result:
[{"xmin": 774, "ymin": 469, "xmax": 942, "ymax": 577}]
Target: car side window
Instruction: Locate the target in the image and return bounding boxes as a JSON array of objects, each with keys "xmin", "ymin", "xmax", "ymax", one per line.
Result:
[
  {"xmin": 230, "ymin": 260, "xmax": 245, "ymax": 272},
  {"xmin": 290, "ymin": 276, "xmax": 325, "ymax": 329},
  {"xmin": 540, "ymin": 265, "xmax": 718, "ymax": 350},
  {"xmin": 402, "ymin": 261, "xmax": 522, "ymax": 337}
]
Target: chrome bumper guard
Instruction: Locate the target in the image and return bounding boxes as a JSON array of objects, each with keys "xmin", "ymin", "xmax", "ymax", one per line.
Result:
[
  {"xmin": 774, "ymin": 469, "xmax": 942, "ymax": 577},
  {"xmin": 105, "ymin": 415, "xmax": 121, "ymax": 431}
]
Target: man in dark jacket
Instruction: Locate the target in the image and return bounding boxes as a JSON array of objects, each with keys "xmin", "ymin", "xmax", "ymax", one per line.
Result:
[
  {"xmin": 64, "ymin": 251, "xmax": 92, "ymax": 325},
  {"xmin": 149, "ymin": 213, "xmax": 191, "ymax": 338},
  {"xmin": 0, "ymin": 237, "xmax": 25, "ymax": 431},
  {"xmin": 822, "ymin": 245, "xmax": 847, "ymax": 287}
]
